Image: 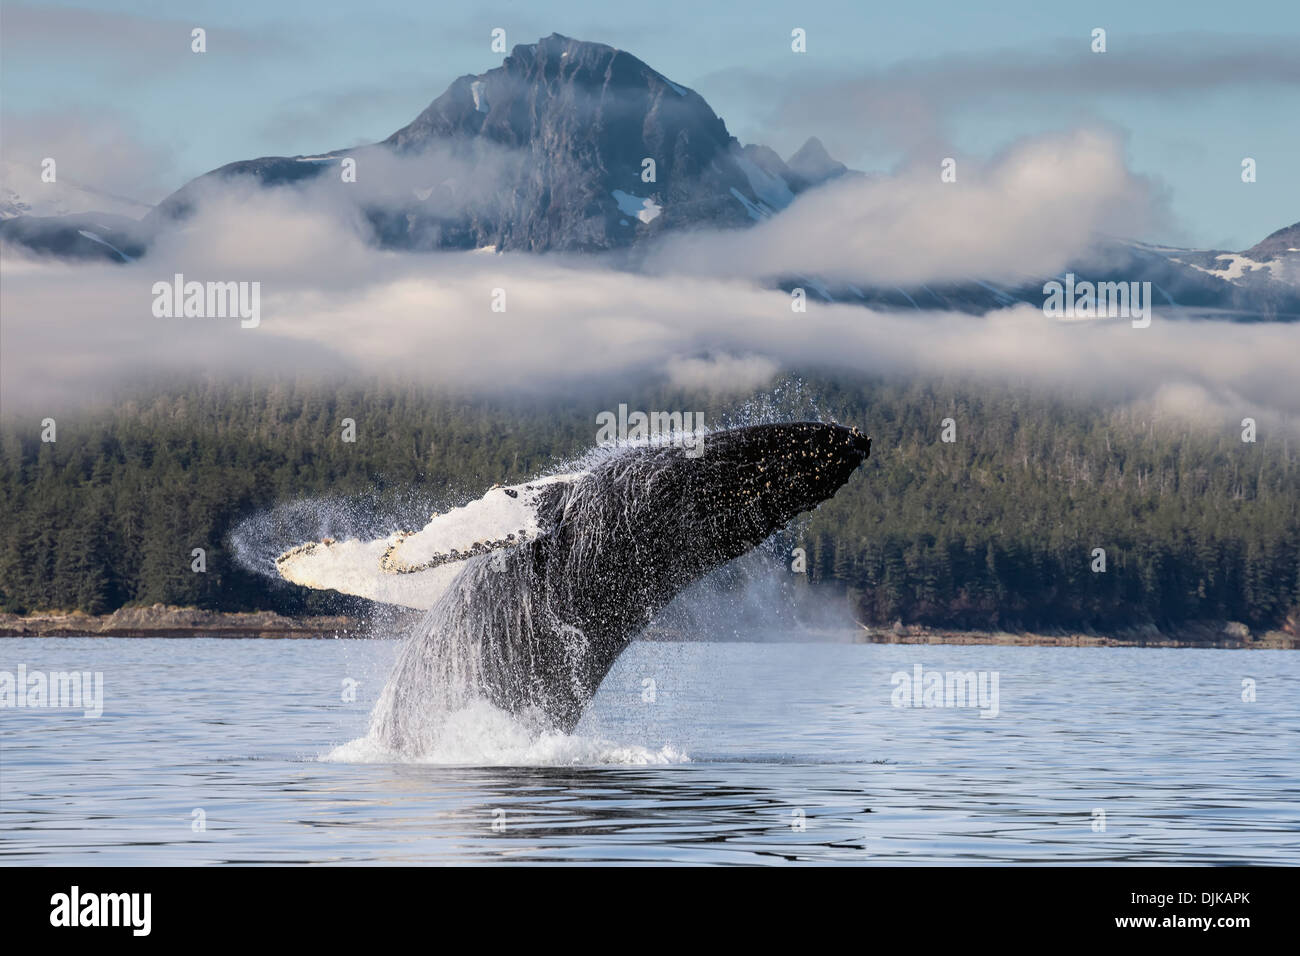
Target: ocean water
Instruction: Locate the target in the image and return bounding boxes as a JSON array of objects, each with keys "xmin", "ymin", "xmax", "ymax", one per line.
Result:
[{"xmin": 1, "ymin": 636, "xmax": 1297, "ymax": 865}]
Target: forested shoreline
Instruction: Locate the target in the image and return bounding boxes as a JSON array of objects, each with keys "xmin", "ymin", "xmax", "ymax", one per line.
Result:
[{"xmin": 3, "ymin": 374, "xmax": 1297, "ymax": 634}]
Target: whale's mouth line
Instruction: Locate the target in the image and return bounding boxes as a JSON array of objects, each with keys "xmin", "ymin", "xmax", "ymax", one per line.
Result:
[{"xmin": 271, "ymin": 421, "xmax": 871, "ymax": 758}]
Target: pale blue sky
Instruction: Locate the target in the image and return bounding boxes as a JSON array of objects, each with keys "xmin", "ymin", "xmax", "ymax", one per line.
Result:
[{"xmin": 2, "ymin": 0, "xmax": 1298, "ymax": 248}]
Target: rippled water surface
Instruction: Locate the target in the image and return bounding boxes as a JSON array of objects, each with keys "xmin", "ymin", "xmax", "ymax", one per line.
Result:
[{"xmin": 2, "ymin": 637, "xmax": 1297, "ymax": 864}]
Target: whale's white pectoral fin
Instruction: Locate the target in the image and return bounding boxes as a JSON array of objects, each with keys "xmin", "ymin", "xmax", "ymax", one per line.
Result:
[
  {"xmin": 275, "ymin": 537, "xmax": 464, "ymax": 610},
  {"xmin": 274, "ymin": 472, "xmax": 585, "ymax": 610}
]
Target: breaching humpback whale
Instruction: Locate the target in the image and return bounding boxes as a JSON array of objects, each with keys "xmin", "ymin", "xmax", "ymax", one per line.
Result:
[{"xmin": 276, "ymin": 422, "xmax": 870, "ymax": 750}]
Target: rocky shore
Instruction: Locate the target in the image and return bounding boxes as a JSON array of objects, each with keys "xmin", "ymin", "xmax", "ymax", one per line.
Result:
[
  {"xmin": 845, "ymin": 620, "xmax": 1298, "ymax": 650},
  {"xmin": 2, "ymin": 605, "xmax": 1295, "ymax": 648},
  {"xmin": 0, "ymin": 604, "xmax": 362, "ymax": 639}
]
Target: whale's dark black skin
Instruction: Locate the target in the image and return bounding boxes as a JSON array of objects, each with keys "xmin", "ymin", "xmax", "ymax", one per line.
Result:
[{"xmin": 374, "ymin": 422, "xmax": 871, "ymax": 748}]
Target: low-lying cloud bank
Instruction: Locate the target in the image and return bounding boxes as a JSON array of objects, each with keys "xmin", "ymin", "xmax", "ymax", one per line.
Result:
[
  {"xmin": 3, "ymin": 244, "xmax": 1296, "ymax": 427},
  {"xmin": 1, "ymin": 128, "xmax": 1293, "ymax": 427}
]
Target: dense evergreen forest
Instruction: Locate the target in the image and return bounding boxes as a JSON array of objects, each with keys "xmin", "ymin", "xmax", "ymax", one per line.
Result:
[{"xmin": 2, "ymin": 374, "xmax": 1297, "ymax": 633}]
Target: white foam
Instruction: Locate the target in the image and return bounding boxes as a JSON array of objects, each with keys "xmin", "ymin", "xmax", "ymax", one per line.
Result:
[{"xmin": 322, "ymin": 699, "xmax": 689, "ymax": 766}]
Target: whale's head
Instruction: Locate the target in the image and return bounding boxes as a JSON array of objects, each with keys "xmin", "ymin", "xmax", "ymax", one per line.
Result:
[
  {"xmin": 553, "ymin": 421, "xmax": 871, "ymax": 614},
  {"xmin": 499, "ymin": 420, "xmax": 872, "ymax": 729},
  {"xmin": 681, "ymin": 421, "xmax": 872, "ymax": 542}
]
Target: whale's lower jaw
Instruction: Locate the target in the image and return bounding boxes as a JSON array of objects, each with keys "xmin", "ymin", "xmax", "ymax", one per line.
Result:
[{"xmin": 357, "ymin": 422, "xmax": 871, "ymax": 751}]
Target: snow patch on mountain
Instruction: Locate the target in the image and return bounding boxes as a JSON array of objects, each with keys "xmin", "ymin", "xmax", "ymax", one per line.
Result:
[
  {"xmin": 611, "ymin": 189, "xmax": 661, "ymax": 224},
  {"xmin": 735, "ymin": 155, "xmax": 793, "ymax": 211},
  {"xmin": 471, "ymin": 80, "xmax": 489, "ymax": 113},
  {"xmin": 76, "ymin": 229, "xmax": 134, "ymax": 262},
  {"xmin": 729, "ymin": 187, "xmax": 768, "ymax": 221},
  {"xmin": 1171, "ymin": 253, "xmax": 1280, "ymax": 281}
]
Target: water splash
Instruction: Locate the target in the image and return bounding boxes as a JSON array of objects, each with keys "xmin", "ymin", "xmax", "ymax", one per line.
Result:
[
  {"xmin": 246, "ymin": 385, "xmax": 857, "ymax": 765},
  {"xmin": 323, "ymin": 699, "xmax": 690, "ymax": 766},
  {"xmin": 360, "ymin": 443, "xmax": 673, "ymax": 754}
]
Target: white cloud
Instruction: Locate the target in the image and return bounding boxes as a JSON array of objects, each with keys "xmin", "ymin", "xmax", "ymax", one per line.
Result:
[
  {"xmin": 0, "ymin": 109, "xmax": 176, "ymax": 213},
  {"xmin": 1, "ymin": 136, "xmax": 1294, "ymax": 431},
  {"xmin": 645, "ymin": 128, "xmax": 1163, "ymax": 285},
  {"xmin": 664, "ymin": 354, "xmax": 780, "ymax": 394}
]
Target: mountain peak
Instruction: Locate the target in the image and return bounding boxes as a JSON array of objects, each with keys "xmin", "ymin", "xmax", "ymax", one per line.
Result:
[
  {"xmin": 1243, "ymin": 221, "xmax": 1300, "ymax": 261},
  {"xmin": 138, "ymin": 34, "xmax": 784, "ymax": 252},
  {"xmin": 385, "ymin": 34, "xmax": 709, "ymax": 150},
  {"xmin": 373, "ymin": 35, "xmax": 757, "ymax": 251},
  {"xmin": 785, "ymin": 136, "xmax": 848, "ymax": 189}
]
